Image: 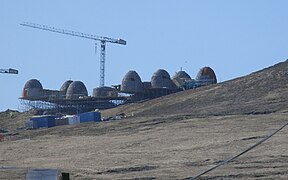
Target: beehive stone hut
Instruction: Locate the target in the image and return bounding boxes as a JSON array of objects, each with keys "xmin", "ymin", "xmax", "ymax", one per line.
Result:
[
  {"xmin": 22, "ymin": 79, "xmax": 43, "ymax": 99},
  {"xmin": 66, "ymin": 81, "xmax": 88, "ymax": 99},
  {"xmin": 60, "ymin": 80, "xmax": 73, "ymax": 94},
  {"xmin": 172, "ymin": 71, "xmax": 192, "ymax": 87},
  {"xmin": 196, "ymin": 66, "xmax": 217, "ymax": 83},
  {"xmin": 121, "ymin": 70, "xmax": 143, "ymax": 93},
  {"xmin": 151, "ymin": 69, "xmax": 176, "ymax": 89},
  {"xmin": 172, "ymin": 71, "xmax": 191, "ymax": 80}
]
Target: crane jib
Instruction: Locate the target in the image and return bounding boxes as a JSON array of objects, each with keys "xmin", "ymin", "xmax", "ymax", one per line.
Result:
[
  {"xmin": 20, "ymin": 22, "xmax": 127, "ymax": 45},
  {"xmin": 20, "ymin": 22, "xmax": 126, "ymax": 87}
]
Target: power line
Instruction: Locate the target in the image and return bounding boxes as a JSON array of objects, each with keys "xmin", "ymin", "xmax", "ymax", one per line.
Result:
[{"xmin": 188, "ymin": 119, "xmax": 288, "ymax": 180}]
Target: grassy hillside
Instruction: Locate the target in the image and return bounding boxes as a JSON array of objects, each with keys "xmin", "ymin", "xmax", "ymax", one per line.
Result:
[
  {"xmin": 102, "ymin": 60, "xmax": 288, "ymax": 117},
  {"xmin": 0, "ymin": 60, "xmax": 288, "ymax": 179}
]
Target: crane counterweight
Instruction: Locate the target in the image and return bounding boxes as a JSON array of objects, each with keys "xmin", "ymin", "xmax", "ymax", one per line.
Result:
[
  {"xmin": 117, "ymin": 39, "xmax": 127, "ymax": 45},
  {"xmin": 0, "ymin": 68, "xmax": 18, "ymax": 74}
]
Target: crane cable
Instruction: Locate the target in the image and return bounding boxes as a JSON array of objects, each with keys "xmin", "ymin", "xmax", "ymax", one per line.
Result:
[{"xmin": 188, "ymin": 119, "xmax": 288, "ymax": 180}]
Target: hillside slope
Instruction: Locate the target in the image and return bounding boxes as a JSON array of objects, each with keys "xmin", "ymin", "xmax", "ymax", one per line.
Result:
[
  {"xmin": 1, "ymin": 113, "xmax": 288, "ymax": 179},
  {"xmin": 0, "ymin": 110, "xmax": 34, "ymax": 131},
  {"xmin": 103, "ymin": 60, "xmax": 288, "ymax": 118},
  {"xmin": 1, "ymin": 60, "xmax": 288, "ymax": 179}
]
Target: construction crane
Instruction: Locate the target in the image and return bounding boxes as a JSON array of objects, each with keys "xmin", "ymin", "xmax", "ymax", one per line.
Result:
[
  {"xmin": 20, "ymin": 22, "xmax": 126, "ymax": 87},
  {"xmin": 0, "ymin": 68, "xmax": 18, "ymax": 74}
]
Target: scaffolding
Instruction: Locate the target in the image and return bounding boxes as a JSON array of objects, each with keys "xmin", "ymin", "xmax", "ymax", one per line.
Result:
[
  {"xmin": 19, "ymin": 96, "xmax": 126, "ymax": 114},
  {"xmin": 19, "ymin": 87, "xmax": 182, "ymax": 114}
]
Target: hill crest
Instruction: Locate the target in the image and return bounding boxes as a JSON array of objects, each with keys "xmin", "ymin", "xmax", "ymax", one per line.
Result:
[{"xmin": 102, "ymin": 60, "xmax": 288, "ymax": 118}]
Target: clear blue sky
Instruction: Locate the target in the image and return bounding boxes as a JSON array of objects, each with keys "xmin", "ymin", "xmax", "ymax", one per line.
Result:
[{"xmin": 1, "ymin": 0, "xmax": 288, "ymax": 111}]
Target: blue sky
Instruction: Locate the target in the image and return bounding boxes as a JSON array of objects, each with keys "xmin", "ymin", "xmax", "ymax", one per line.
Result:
[{"xmin": 1, "ymin": 0, "xmax": 288, "ymax": 111}]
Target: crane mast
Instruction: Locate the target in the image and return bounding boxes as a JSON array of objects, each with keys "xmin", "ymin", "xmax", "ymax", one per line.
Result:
[{"xmin": 20, "ymin": 22, "xmax": 126, "ymax": 87}]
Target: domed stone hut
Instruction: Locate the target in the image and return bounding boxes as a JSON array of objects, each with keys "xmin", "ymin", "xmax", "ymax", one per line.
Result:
[
  {"xmin": 121, "ymin": 70, "xmax": 143, "ymax": 93},
  {"xmin": 196, "ymin": 66, "xmax": 217, "ymax": 83},
  {"xmin": 66, "ymin": 81, "xmax": 88, "ymax": 99},
  {"xmin": 172, "ymin": 71, "xmax": 192, "ymax": 87},
  {"xmin": 151, "ymin": 69, "xmax": 176, "ymax": 89},
  {"xmin": 172, "ymin": 71, "xmax": 191, "ymax": 80},
  {"xmin": 60, "ymin": 80, "xmax": 73, "ymax": 94},
  {"xmin": 22, "ymin": 79, "xmax": 43, "ymax": 99}
]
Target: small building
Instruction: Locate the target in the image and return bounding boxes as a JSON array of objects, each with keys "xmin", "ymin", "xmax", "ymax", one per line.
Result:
[
  {"xmin": 60, "ymin": 80, "xmax": 73, "ymax": 94},
  {"xmin": 151, "ymin": 69, "xmax": 176, "ymax": 89},
  {"xmin": 29, "ymin": 115, "xmax": 60, "ymax": 129},
  {"xmin": 196, "ymin": 66, "xmax": 217, "ymax": 83},
  {"xmin": 77, "ymin": 111, "xmax": 101, "ymax": 123},
  {"xmin": 172, "ymin": 70, "xmax": 192, "ymax": 87},
  {"xmin": 121, "ymin": 70, "xmax": 144, "ymax": 93},
  {"xmin": 93, "ymin": 86, "xmax": 117, "ymax": 97},
  {"xmin": 66, "ymin": 81, "xmax": 88, "ymax": 99},
  {"xmin": 22, "ymin": 79, "xmax": 43, "ymax": 99}
]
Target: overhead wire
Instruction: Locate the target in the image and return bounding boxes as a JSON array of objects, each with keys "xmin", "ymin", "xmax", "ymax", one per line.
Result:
[{"xmin": 188, "ymin": 119, "xmax": 288, "ymax": 180}]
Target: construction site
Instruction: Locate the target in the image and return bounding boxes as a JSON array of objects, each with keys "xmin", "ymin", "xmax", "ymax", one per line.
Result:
[
  {"xmin": 19, "ymin": 67, "xmax": 217, "ymax": 114},
  {"xmin": 16, "ymin": 22, "xmax": 218, "ymax": 115},
  {"xmin": 1, "ymin": 22, "xmax": 288, "ymax": 180},
  {"xmin": 1, "ymin": 60, "xmax": 288, "ymax": 179}
]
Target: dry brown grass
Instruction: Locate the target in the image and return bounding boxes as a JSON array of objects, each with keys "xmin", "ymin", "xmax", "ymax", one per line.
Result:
[{"xmin": 1, "ymin": 61, "xmax": 288, "ymax": 179}]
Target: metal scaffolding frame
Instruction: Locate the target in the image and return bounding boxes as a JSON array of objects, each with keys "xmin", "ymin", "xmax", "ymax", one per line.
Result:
[{"xmin": 19, "ymin": 96, "xmax": 126, "ymax": 114}]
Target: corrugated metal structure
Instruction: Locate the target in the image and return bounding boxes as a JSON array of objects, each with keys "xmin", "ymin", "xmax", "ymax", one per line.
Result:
[
  {"xmin": 26, "ymin": 112, "xmax": 101, "ymax": 129},
  {"xmin": 55, "ymin": 118, "xmax": 69, "ymax": 126},
  {"xmin": 30, "ymin": 115, "xmax": 59, "ymax": 129},
  {"xmin": 67, "ymin": 115, "xmax": 80, "ymax": 125},
  {"xmin": 77, "ymin": 111, "xmax": 101, "ymax": 123}
]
